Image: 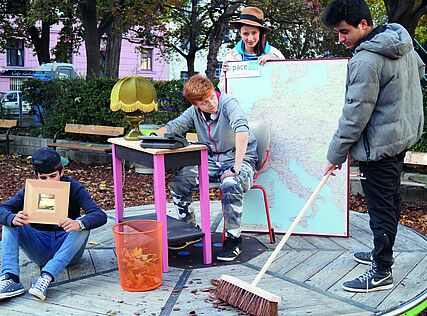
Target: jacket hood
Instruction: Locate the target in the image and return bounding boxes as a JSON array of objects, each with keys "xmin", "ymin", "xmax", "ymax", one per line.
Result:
[{"xmin": 355, "ymin": 23, "xmax": 413, "ymax": 59}]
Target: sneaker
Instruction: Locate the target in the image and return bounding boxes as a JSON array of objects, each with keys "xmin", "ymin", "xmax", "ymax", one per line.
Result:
[
  {"xmin": 28, "ymin": 274, "xmax": 52, "ymax": 300},
  {"xmin": 168, "ymin": 238, "xmax": 202, "ymax": 250},
  {"xmin": 0, "ymin": 274, "xmax": 24, "ymax": 299},
  {"xmin": 342, "ymin": 264, "xmax": 394, "ymax": 293},
  {"xmin": 353, "ymin": 251, "xmax": 395, "ymax": 268},
  {"xmin": 216, "ymin": 237, "xmax": 242, "ymax": 262}
]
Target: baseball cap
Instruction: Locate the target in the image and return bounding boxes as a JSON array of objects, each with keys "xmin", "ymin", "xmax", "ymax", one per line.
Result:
[{"xmin": 32, "ymin": 147, "xmax": 69, "ymax": 174}]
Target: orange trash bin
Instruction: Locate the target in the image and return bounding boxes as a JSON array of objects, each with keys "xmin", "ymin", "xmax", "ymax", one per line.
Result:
[{"xmin": 112, "ymin": 220, "xmax": 163, "ymax": 291}]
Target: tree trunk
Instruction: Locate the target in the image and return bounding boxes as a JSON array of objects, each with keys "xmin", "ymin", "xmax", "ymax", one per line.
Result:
[
  {"xmin": 104, "ymin": 15, "xmax": 122, "ymax": 79},
  {"xmin": 186, "ymin": 0, "xmax": 199, "ymax": 78},
  {"xmin": 79, "ymin": 0, "xmax": 101, "ymax": 79},
  {"xmin": 187, "ymin": 54, "xmax": 196, "ymax": 78},
  {"xmin": 385, "ymin": 0, "xmax": 427, "ymax": 37},
  {"xmin": 28, "ymin": 21, "xmax": 51, "ymax": 64},
  {"xmin": 205, "ymin": 3, "xmax": 240, "ymax": 80}
]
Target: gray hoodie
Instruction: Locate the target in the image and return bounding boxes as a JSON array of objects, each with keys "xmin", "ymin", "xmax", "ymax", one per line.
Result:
[
  {"xmin": 327, "ymin": 23, "xmax": 425, "ymax": 164},
  {"xmin": 165, "ymin": 93, "xmax": 258, "ymax": 167}
]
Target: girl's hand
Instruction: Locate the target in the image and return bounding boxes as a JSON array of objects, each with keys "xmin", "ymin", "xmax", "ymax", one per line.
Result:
[
  {"xmin": 258, "ymin": 55, "xmax": 271, "ymax": 66},
  {"xmin": 222, "ymin": 61, "xmax": 229, "ymax": 72}
]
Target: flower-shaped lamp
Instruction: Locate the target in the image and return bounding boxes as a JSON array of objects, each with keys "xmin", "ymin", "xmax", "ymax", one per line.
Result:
[{"xmin": 110, "ymin": 76, "xmax": 158, "ymax": 140}]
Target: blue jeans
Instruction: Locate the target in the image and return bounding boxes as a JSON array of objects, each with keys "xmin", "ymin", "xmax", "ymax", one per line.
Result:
[{"xmin": 1, "ymin": 225, "xmax": 90, "ymax": 281}]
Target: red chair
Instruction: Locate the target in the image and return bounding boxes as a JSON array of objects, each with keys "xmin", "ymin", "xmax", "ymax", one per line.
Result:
[{"xmin": 218, "ymin": 120, "xmax": 275, "ymax": 244}]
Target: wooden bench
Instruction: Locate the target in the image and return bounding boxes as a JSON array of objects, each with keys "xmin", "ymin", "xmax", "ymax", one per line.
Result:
[
  {"xmin": 404, "ymin": 151, "xmax": 427, "ymax": 166},
  {"xmin": 0, "ymin": 119, "xmax": 18, "ymax": 154},
  {"xmin": 48, "ymin": 123, "xmax": 125, "ymax": 153}
]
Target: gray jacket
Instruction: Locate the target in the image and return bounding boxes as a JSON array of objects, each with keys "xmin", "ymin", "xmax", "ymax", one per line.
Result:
[
  {"xmin": 327, "ymin": 23, "xmax": 425, "ymax": 164},
  {"xmin": 165, "ymin": 93, "xmax": 258, "ymax": 167}
]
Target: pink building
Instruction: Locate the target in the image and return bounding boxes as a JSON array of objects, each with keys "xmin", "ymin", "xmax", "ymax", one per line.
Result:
[{"xmin": 0, "ymin": 24, "xmax": 169, "ymax": 91}]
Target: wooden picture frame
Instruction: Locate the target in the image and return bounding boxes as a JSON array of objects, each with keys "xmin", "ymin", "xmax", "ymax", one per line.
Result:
[{"xmin": 23, "ymin": 179, "xmax": 70, "ymax": 225}]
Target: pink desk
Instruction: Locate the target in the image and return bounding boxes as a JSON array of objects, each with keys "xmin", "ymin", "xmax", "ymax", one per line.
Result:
[{"xmin": 108, "ymin": 137, "xmax": 212, "ymax": 272}]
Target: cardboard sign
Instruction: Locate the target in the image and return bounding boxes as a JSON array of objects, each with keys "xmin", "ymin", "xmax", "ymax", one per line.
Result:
[{"xmin": 226, "ymin": 61, "xmax": 261, "ymax": 79}]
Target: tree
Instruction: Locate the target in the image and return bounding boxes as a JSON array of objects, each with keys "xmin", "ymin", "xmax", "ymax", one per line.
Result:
[
  {"xmin": 383, "ymin": 0, "xmax": 427, "ymax": 37},
  {"xmin": 0, "ymin": 0, "xmax": 65, "ymax": 65},
  {"xmin": 205, "ymin": 1, "xmax": 242, "ymax": 80}
]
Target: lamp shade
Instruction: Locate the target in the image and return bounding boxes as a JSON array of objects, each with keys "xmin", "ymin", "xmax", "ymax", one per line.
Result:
[{"xmin": 110, "ymin": 76, "xmax": 158, "ymax": 113}]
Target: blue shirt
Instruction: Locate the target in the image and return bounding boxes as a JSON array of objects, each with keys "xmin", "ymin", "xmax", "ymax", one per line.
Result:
[{"xmin": 235, "ymin": 40, "xmax": 272, "ymax": 61}]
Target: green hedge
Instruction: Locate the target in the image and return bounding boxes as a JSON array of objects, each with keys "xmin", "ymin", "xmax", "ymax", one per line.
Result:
[
  {"xmin": 6, "ymin": 78, "xmax": 427, "ymax": 152},
  {"xmin": 410, "ymin": 85, "xmax": 427, "ymax": 152},
  {"xmin": 20, "ymin": 78, "xmax": 191, "ymax": 139}
]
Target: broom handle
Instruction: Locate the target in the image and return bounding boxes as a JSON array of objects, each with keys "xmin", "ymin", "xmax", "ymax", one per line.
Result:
[{"xmin": 251, "ymin": 171, "xmax": 332, "ymax": 287}]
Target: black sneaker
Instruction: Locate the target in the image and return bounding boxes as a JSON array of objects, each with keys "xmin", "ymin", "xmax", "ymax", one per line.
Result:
[
  {"xmin": 342, "ymin": 264, "xmax": 394, "ymax": 293},
  {"xmin": 353, "ymin": 251, "xmax": 395, "ymax": 268},
  {"xmin": 216, "ymin": 237, "xmax": 242, "ymax": 262}
]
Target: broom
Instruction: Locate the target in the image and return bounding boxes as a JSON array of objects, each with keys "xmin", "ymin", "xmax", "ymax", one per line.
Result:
[{"xmin": 215, "ymin": 171, "xmax": 332, "ymax": 316}]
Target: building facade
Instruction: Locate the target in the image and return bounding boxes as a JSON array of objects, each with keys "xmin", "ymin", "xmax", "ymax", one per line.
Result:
[{"xmin": 0, "ymin": 24, "xmax": 169, "ymax": 91}]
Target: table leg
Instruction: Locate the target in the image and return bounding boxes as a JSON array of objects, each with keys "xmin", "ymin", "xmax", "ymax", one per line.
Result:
[
  {"xmin": 112, "ymin": 144, "xmax": 124, "ymax": 223},
  {"xmin": 198, "ymin": 149, "xmax": 212, "ymax": 264},
  {"xmin": 153, "ymin": 154, "xmax": 168, "ymax": 273}
]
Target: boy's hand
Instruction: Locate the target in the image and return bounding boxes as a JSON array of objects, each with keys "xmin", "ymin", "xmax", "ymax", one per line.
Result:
[
  {"xmin": 59, "ymin": 218, "xmax": 81, "ymax": 232},
  {"xmin": 324, "ymin": 161, "xmax": 342, "ymax": 176},
  {"xmin": 12, "ymin": 211, "xmax": 29, "ymax": 226}
]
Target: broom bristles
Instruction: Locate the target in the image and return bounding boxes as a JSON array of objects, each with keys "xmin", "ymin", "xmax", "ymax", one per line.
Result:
[{"xmin": 214, "ymin": 275, "xmax": 280, "ymax": 316}]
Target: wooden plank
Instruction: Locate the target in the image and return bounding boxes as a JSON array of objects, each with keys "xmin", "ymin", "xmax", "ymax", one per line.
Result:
[
  {"xmin": 50, "ymin": 269, "xmax": 182, "ymax": 314},
  {"xmin": 302, "ymin": 235, "xmax": 346, "ymax": 250},
  {"xmin": 0, "ymin": 119, "xmax": 18, "ymax": 128},
  {"xmin": 67, "ymin": 250, "xmax": 95, "ymax": 279},
  {"xmin": 305, "ymin": 251, "xmax": 358, "ymax": 291},
  {"xmin": 378, "ymin": 253, "xmax": 427, "ymax": 310},
  {"xmin": 284, "ymin": 235, "xmax": 317, "ymax": 249},
  {"xmin": 269, "ymin": 250, "xmax": 318, "ymax": 275},
  {"xmin": 404, "ymin": 151, "xmax": 427, "ymax": 166},
  {"xmin": 47, "ymin": 142, "xmax": 111, "ymax": 152},
  {"xmin": 0, "ymin": 137, "xmax": 15, "ymax": 142},
  {"xmin": 17, "ymin": 250, "xmax": 40, "ymax": 289},
  {"xmin": 285, "ymin": 251, "xmax": 343, "ymax": 282},
  {"xmin": 178, "ymin": 267, "xmax": 371, "ymax": 316},
  {"xmin": 353, "ymin": 251, "xmax": 426, "ymax": 309},
  {"xmin": 65, "ymin": 124, "xmax": 124, "ymax": 136},
  {"xmin": 89, "ymin": 249, "xmax": 117, "ymax": 272},
  {"xmin": 0, "ymin": 296, "xmax": 105, "ymax": 315}
]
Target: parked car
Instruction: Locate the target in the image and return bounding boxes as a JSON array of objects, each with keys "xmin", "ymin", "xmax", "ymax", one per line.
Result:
[{"xmin": 0, "ymin": 90, "xmax": 31, "ymax": 115}]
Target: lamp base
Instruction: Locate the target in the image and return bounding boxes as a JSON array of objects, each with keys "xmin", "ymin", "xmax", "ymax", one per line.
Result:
[{"xmin": 124, "ymin": 129, "xmax": 143, "ymax": 141}]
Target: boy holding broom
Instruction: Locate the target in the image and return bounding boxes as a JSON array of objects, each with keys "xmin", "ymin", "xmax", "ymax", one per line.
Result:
[{"xmin": 322, "ymin": 0, "xmax": 424, "ymax": 292}]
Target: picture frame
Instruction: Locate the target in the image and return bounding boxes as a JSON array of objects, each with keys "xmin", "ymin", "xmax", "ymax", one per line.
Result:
[{"xmin": 23, "ymin": 179, "xmax": 70, "ymax": 225}]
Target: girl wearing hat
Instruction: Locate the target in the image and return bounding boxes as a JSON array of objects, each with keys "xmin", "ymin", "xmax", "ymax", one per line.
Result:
[{"xmin": 218, "ymin": 7, "xmax": 284, "ymax": 92}]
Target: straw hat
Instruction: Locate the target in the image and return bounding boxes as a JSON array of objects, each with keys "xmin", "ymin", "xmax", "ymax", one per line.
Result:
[{"xmin": 229, "ymin": 7, "xmax": 271, "ymax": 33}]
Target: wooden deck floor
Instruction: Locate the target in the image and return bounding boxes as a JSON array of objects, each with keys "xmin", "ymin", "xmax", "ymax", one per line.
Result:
[{"xmin": 0, "ymin": 201, "xmax": 426, "ymax": 316}]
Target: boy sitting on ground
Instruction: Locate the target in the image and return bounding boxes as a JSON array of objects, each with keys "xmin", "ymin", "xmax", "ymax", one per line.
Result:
[{"xmin": 0, "ymin": 147, "xmax": 107, "ymax": 300}]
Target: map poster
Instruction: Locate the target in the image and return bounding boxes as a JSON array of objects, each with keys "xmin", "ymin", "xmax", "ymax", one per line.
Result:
[{"xmin": 226, "ymin": 59, "xmax": 349, "ymax": 237}]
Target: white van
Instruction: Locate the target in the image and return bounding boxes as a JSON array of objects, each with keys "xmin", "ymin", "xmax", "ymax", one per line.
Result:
[{"xmin": 0, "ymin": 90, "xmax": 31, "ymax": 115}]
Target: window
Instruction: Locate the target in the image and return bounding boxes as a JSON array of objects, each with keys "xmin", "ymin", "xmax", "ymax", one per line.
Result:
[
  {"xmin": 140, "ymin": 49, "xmax": 153, "ymax": 71},
  {"xmin": 10, "ymin": 78, "xmax": 24, "ymax": 91},
  {"xmin": 214, "ymin": 62, "xmax": 223, "ymax": 79},
  {"xmin": 180, "ymin": 71, "xmax": 199, "ymax": 81},
  {"xmin": 7, "ymin": 39, "xmax": 24, "ymax": 67}
]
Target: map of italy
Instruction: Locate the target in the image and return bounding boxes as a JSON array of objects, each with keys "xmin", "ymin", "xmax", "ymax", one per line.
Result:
[{"xmin": 227, "ymin": 59, "xmax": 349, "ymax": 236}]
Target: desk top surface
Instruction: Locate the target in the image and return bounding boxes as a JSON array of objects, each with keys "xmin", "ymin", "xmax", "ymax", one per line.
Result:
[{"xmin": 108, "ymin": 137, "xmax": 207, "ymax": 155}]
